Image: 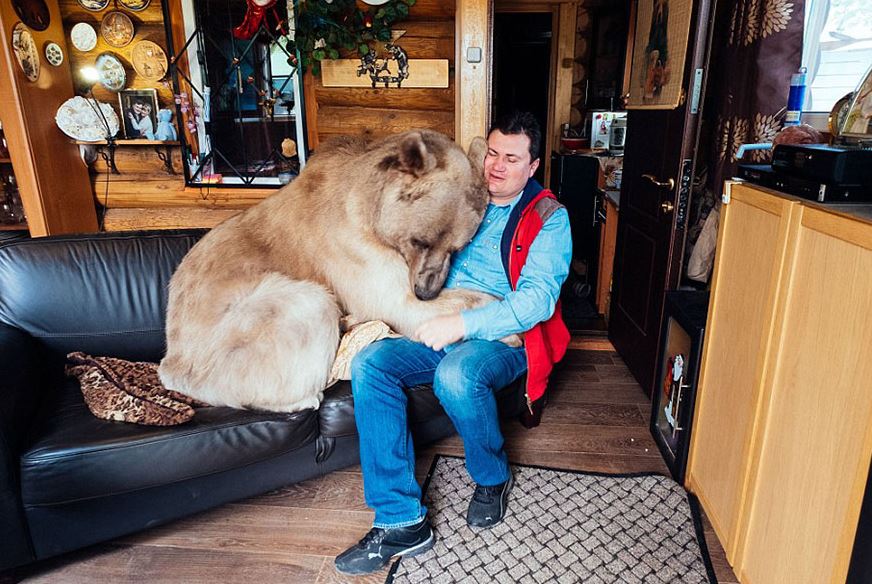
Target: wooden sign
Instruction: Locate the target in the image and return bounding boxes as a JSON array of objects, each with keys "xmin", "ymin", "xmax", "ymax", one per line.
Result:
[{"xmin": 321, "ymin": 59, "xmax": 449, "ymax": 88}]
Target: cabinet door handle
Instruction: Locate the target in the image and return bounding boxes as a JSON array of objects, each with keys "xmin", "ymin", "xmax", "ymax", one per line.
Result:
[
  {"xmin": 642, "ymin": 174, "xmax": 675, "ymax": 190},
  {"xmin": 661, "ymin": 201, "xmax": 675, "ymax": 214}
]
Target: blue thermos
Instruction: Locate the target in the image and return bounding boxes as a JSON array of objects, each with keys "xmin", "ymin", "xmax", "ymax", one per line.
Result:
[{"xmin": 784, "ymin": 67, "xmax": 807, "ymax": 126}]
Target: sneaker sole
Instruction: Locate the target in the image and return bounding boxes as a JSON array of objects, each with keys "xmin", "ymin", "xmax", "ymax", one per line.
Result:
[
  {"xmin": 467, "ymin": 474, "xmax": 514, "ymax": 528},
  {"xmin": 392, "ymin": 531, "xmax": 435, "ymax": 559},
  {"xmin": 334, "ymin": 532, "xmax": 435, "ymax": 576}
]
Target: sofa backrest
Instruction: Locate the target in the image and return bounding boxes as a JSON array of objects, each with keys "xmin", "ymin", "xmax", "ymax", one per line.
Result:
[{"xmin": 0, "ymin": 230, "xmax": 206, "ymax": 363}]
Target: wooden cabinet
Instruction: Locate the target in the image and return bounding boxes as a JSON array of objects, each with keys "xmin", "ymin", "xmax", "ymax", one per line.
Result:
[{"xmin": 687, "ymin": 182, "xmax": 872, "ymax": 584}]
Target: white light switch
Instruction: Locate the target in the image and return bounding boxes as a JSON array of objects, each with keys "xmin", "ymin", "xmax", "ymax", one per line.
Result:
[{"xmin": 467, "ymin": 47, "xmax": 482, "ymax": 63}]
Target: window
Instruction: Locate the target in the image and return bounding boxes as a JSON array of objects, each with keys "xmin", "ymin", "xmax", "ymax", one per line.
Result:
[
  {"xmin": 165, "ymin": 0, "xmax": 307, "ymax": 187},
  {"xmin": 803, "ymin": 0, "xmax": 872, "ymax": 113}
]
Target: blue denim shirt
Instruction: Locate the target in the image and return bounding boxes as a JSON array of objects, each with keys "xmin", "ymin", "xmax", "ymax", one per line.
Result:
[{"xmin": 445, "ymin": 192, "xmax": 572, "ymax": 341}]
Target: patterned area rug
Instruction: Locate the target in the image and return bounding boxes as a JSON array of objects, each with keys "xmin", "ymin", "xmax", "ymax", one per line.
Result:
[{"xmin": 388, "ymin": 456, "xmax": 717, "ymax": 584}]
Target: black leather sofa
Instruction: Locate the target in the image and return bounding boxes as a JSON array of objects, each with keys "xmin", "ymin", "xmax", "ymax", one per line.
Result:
[{"xmin": 0, "ymin": 230, "xmax": 526, "ymax": 572}]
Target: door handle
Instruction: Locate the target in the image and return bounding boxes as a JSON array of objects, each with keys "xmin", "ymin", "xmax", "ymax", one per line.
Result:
[
  {"xmin": 642, "ymin": 174, "xmax": 675, "ymax": 190},
  {"xmin": 661, "ymin": 201, "xmax": 675, "ymax": 214}
]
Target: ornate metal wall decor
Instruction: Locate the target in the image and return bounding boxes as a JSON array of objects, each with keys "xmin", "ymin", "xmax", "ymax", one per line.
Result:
[{"xmin": 356, "ymin": 42, "xmax": 409, "ymax": 87}]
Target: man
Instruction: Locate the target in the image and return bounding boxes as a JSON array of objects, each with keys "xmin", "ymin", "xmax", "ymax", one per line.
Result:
[{"xmin": 335, "ymin": 111, "xmax": 572, "ymax": 575}]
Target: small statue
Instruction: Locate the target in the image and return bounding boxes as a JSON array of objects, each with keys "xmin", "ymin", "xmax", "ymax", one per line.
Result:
[
  {"xmin": 155, "ymin": 108, "xmax": 178, "ymax": 141},
  {"xmin": 385, "ymin": 43, "xmax": 409, "ymax": 87}
]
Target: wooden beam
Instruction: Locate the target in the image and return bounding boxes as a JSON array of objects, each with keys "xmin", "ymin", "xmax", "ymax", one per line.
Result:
[
  {"xmin": 455, "ymin": 0, "xmax": 492, "ymax": 149},
  {"xmin": 0, "ymin": 0, "xmax": 98, "ymax": 235},
  {"xmin": 103, "ymin": 207, "xmax": 241, "ymax": 231},
  {"xmin": 551, "ymin": 2, "xmax": 577, "ymax": 157}
]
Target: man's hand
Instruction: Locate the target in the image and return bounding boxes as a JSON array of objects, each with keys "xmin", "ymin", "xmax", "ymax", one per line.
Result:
[{"xmin": 415, "ymin": 313, "xmax": 465, "ymax": 351}]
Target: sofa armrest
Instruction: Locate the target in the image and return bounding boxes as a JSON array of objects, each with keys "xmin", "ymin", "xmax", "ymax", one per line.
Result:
[{"xmin": 0, "ymin": 323, "xmax": 40, "ymax": 570}]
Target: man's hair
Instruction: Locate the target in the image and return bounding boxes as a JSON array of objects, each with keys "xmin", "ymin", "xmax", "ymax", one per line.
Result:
[{"xmin": 488, "ymin": 111, "xmax": 541, "ymax": 161}]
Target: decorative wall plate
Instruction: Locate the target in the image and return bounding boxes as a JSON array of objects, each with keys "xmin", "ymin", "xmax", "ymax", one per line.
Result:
[
  {"xmin": 95, "ymin": 52, "xmax": 126, "ymax": 91},
  {"xmin": 131, "ymin": 40, "xmax": 167, "ymax": 80},
  {"xmin": 11, "ymin": 23, "xmax": 40, "ymax": 83},
  {"xmin": 77, "ymin": 0, "xmax": 110, "ymax": 11},
  {"xmin": 12, "ymin": 0, "xmax": 50, "ymax": 31},
  {"xmin": 101, "ymin": 11, "xmax": 135, "ymax": 48},
  {"xmin": 44, "ymin": 41, "xmax": 64, "ymax": 66},
  {"xmin": 70, "ymin": 22, "xmax": 98, "ymax": 52},
  {"xmin": 55, "ymin": 96, "xmax": 120, "ymax": 141},
  {"xmin": 119, "ymin": 0, "xmax": 150, "ymax": 11}
]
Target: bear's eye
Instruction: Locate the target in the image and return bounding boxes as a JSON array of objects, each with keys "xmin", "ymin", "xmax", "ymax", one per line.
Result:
[{"xmin": 411, "ymin": 238, "xmax": 430, "ymax": 250}]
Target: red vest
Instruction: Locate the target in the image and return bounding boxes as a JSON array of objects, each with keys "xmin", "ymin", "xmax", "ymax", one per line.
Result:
[{"xmin": 506, "ymin": 188, "xmax": 571, "ymax": 407}]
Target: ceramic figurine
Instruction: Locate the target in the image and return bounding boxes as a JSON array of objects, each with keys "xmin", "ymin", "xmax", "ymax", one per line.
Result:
[{"xmin": 155, "ymin": 108, "xmax": 177, "ymax": 141}]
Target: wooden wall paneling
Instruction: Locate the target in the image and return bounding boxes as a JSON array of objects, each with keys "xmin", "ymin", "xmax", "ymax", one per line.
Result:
[
  {"xmin": 309, "ymin": 2, "xmax": 457, "ymax": 148},
  {"xmin": 316, "ymin": 105, "xmax": 455, "ymax": 141},
  {"xmin": 0, "ymin": 0, "xmax": 98, "ymax": 235},
  {"xmin": 546, "ymin": 2, "xmax": 576, "ymax": 183},
  {"xmin": 103, "ymin": 206, "xmax": 242, "ymax": 230}
]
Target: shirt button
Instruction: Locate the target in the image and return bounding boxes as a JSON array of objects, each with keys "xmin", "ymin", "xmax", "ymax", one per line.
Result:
[{"xmin": 492, "ymin": 244, "xmax": 497, "ymax": 250}]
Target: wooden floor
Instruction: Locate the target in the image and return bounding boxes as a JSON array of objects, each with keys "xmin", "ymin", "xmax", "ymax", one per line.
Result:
[{"xmin": 11, "ymin": 347, "xmax": 738, "ymax": 583}]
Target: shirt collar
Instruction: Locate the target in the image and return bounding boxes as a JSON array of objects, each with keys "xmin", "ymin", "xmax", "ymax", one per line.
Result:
[{"xmin": 490, "ymin": 191, "xmax": 524, "ymax": 211}]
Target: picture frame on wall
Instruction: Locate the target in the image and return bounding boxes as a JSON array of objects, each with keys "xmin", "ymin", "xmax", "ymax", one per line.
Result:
[
  {"xmin": 626, "ymin": 0, "xmax": 693, "ymax": 110},
  {"xmin": 119, "ymin": 89, "xmax": 158, "ymax": 140}
]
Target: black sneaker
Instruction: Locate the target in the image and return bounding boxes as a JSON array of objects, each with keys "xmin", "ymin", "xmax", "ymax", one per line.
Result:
[
  {"xmin": 334, "ymin": 519, "xmax": 435, "ymax": 575},
  {"xmin": 466, "ymin": 474, "xmax": 513, "ymax": 528}
]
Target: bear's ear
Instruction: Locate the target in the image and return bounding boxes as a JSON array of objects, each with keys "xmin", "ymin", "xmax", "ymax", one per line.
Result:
[
  {"xmin": 396, "ymin": 131, "xmax": 436, "ymax": 176},
  {"xmin": 467, "ymin": 136, "xmax": 487, "ymax": 171}
]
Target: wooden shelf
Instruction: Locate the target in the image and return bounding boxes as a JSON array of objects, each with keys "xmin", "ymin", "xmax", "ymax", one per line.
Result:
[
  {"xmin": 0, "ymin": 157, "xmax": 11, "ymax": 163},
  {"xmin": 0, "ymin": 223, "xmax": 27, "ymax": 231},
  {"xmin": 74, "ymin": 140, "xmax": 180, "ymax": 146}
]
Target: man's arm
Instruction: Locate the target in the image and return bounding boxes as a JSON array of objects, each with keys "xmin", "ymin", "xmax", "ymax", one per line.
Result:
[
  {"xmin": 462, "ymin": 207, "xmax": 572, "ymax": 341},
  {"xmin": 416, "ymin": 208, "xmax": 571, "ymax": 350}
]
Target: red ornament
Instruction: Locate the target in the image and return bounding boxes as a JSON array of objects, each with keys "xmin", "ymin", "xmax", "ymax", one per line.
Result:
[
  {"xmin": 233, "ymin": 0, "xmax": 280, "ymax": 41},
  {"xmin": 363, "ymin": 13, "xmax": 373, "ymax": 28}
]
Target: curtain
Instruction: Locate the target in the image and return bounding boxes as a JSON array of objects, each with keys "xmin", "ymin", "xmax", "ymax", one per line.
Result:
[
  {"xmin": 684, "ymin": 0, "xmax": 805, "ymax": 283},
  {"xmin": 706, "ymin": 0, "xmax": 806, "ymax": 190}
]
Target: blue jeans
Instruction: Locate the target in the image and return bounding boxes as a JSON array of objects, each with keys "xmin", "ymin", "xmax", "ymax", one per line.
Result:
[{"xmin": 351, "ymin": 337, "xmax": 527, "ymax": 528}]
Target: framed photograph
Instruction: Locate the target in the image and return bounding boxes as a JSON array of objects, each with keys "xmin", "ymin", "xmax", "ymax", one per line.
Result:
[
  {"xmin": 842, "ymin": 64, "xmax": 872, "ymax": 139},
  {"xmin": 626, "ymin": 0, "xmax": 693, "ymax": 110},
  {"xmin": 118, "ymin": 89, "xmax": 158, "ymax": 139}
]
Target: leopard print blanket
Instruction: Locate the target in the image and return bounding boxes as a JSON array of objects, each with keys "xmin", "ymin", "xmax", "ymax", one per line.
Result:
[
  {"xmin": 66, "ymin": 321, "xmax": 397, "ymax": 426},
  {"xmin": 66, "ymin": 352, "xmax": 209, "ymax": 426}
]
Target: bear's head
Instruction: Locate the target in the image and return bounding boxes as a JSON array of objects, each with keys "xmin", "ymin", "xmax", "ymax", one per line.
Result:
[{"xmin": 374, "ymin": 130, "xmax": 489, "ymax": 300}]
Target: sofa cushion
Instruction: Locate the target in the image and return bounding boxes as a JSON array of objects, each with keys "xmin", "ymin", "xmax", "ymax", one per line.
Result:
[
  {"xmin": 20, "ymin": 379, "xmax": 318, "ymax": 507},
  {"xmin": 318, "ymin": 376, "xmax": 527, "ymax": 438},
  {"xmin": 0, "ymin": 230, "xmax": 205, "ymax": 364}
]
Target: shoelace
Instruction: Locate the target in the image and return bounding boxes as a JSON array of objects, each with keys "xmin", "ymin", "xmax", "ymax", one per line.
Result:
[
  {"xmin": 357, "ymin": 527, "xmax": 386, "ymax": 548},
  {"xmin": 472, "ymin": 484, "xmax": 503, "ymax": 504}
]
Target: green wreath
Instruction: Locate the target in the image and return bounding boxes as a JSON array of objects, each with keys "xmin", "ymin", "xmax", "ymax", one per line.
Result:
[{"xmin": 290, "ymin": 0, "xmax": 416, "ymax": 76}]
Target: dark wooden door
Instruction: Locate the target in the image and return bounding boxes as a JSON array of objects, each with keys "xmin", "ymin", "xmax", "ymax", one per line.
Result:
[{"xmin": 608, "ymin": 0, "xmax": 715, "ymax": 396}]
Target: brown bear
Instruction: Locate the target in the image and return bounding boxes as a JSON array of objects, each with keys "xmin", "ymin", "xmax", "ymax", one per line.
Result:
[{"xmin": 159, "ymin": 130, "xmax": 500, "ymax": 412}]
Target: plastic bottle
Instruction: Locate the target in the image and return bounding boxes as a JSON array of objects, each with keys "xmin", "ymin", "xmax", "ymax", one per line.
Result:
[{"xmin": 784, "ymin": 67, "xmax": 807, "ymax": 126}]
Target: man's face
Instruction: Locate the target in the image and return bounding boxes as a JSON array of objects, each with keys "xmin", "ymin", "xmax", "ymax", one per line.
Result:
[
  {"xmin": 133, "ymin": 103, "xmax": 142, "ymax": 115},
  {"xmin": 483, "ymin": 130, "xmax": 540, "ymax": 204}
]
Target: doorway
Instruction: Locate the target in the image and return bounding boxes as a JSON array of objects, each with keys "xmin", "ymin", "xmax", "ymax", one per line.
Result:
[{"xmin": 491, "ymin": 12, "xmax": 552, "ymax": 185}]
